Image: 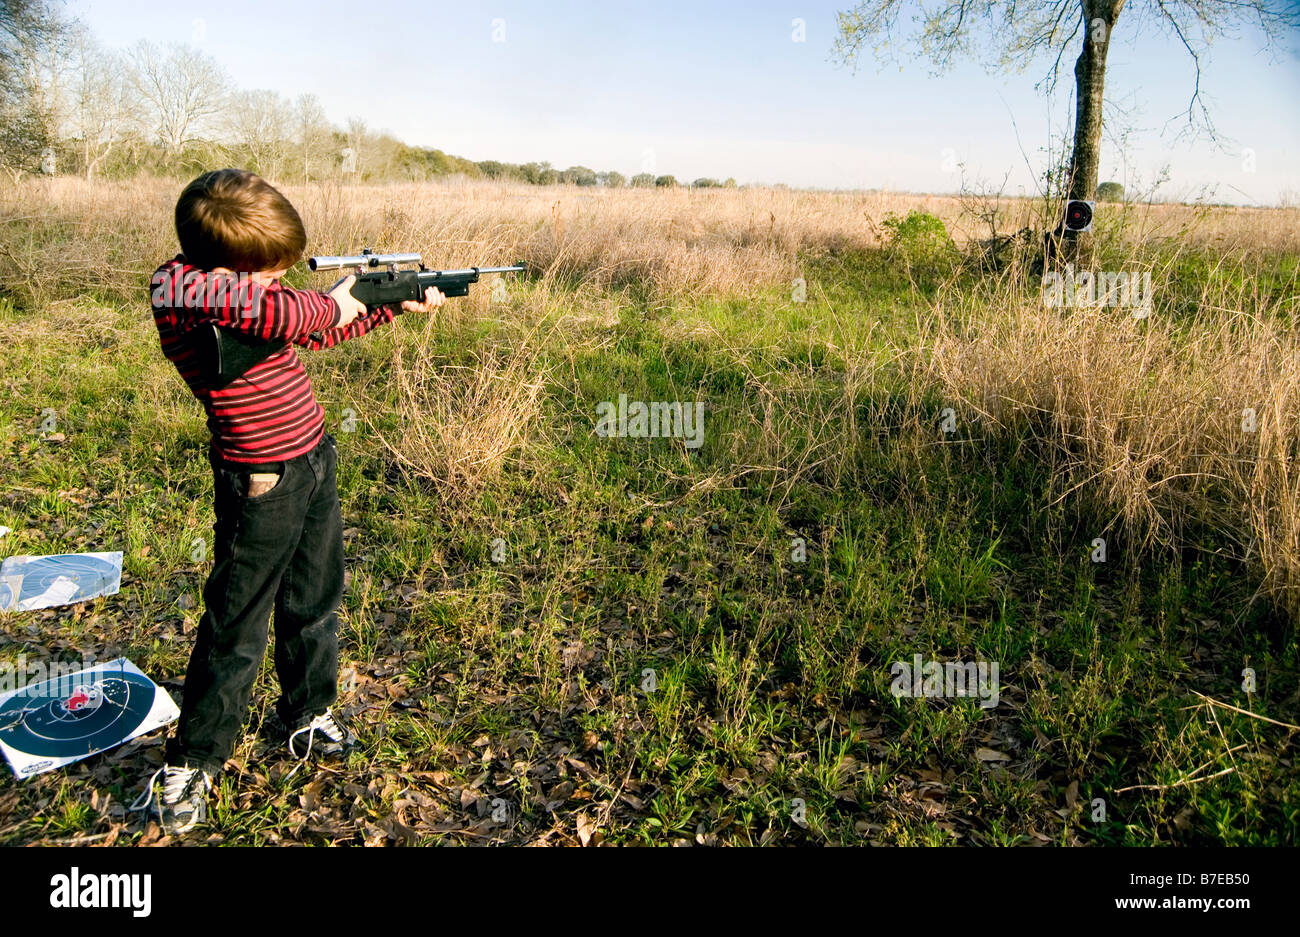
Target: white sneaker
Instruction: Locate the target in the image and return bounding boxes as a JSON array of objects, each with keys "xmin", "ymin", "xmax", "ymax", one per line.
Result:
[
  {"xmin": 130, "ymin": 764, "xmax": 212, "ymax": 834},
  {"xmin": 287, "ymin": 708, "xmax": 358, "ymax": 761}
]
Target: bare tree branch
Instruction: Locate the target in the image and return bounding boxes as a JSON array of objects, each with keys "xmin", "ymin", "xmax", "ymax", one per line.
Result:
[
  {"xmin": 1038, "ymin": 2, "xmax": 1084, "ymax": 94},
  {"xmin": 129, "ymin": 41, "xmax": 228, "ymax": 159},
  {"xmin": 1154, "ymin": 0, "xmax": 1218, "ymax": 142}
]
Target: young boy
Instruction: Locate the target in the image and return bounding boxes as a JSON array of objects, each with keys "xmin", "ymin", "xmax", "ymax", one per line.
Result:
[{"xmin": 134, "ymin": 169, "xmax": 443, "ymax": 833}]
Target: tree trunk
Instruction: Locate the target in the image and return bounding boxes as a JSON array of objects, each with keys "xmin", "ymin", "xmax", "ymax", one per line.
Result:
[
  {"xmin": 1069, "ymin": 3, "xmax": 1118, "ymax": 201},
  {"xmin": 1055, "ymin": 1, "xmax": 1120, "ymax": 267}
]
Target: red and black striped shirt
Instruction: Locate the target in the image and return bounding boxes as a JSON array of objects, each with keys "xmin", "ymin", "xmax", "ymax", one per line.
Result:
[{"xmin": 150, "ymin": 255, "xmax": 402, "ymax": 464}]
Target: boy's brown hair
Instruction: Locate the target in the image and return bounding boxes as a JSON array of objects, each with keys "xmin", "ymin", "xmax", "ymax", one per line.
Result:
[{"xmin": 175, "ymin": 169, "xmax": 307, "ymax": 272}]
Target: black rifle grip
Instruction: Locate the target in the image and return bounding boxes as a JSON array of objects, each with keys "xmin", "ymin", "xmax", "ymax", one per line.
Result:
[{"xmin": 348, "ymin": 270, "xmax": 421, "ymax": 309}]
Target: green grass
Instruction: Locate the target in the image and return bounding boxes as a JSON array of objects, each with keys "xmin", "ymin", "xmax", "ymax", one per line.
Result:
[{"xmin": 0, "ymin": 243, "xmax": 1296, "ymax": 846}]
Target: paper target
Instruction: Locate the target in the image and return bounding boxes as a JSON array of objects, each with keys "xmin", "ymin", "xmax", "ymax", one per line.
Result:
[
  {"xmin": 0, "ymin": 658, "xmax": 178, "ymax": 779},
  {"xmin": 0, "ymin": 552, "xmax": 122, "ymax": 611},
  {"xmin": 1063, "ymin": 199, "xmax": 1094, "ymax": 233}
]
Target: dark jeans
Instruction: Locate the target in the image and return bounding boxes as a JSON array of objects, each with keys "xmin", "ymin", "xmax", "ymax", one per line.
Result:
[{"xmin": 166, "ymin": 432, "xmax": 344, "ymax": 774}]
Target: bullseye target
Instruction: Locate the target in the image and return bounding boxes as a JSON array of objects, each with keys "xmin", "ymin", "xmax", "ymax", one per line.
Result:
[
  {"xmin": 0, "ymin": 658, "xmax": 178, "ymax": 778},
  {"xmin": 1063, "ymin": 199, "xmax": 1095, "ymax": 233}
]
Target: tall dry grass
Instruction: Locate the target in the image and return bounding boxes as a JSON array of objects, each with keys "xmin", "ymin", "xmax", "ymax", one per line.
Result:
[
  {"xmin": 5, "ymin": 175, "xmax": 1295, "ymax": 306},
  {"xmin": 366, "ymin": 304, "xmax": 552, "ymax": 503},
  {"xmin": 920, "ymin": 281, "xmax": 1300, "ymax": 617},
  {"xmin": 3, "ymin": 175, "xmax": 861, "ymax": 303}
]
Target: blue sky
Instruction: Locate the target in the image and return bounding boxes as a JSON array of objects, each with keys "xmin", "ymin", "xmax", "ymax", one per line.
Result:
[{"xmin": 72, "ymin": 0, "xmax": 1300, "ymax": 203}]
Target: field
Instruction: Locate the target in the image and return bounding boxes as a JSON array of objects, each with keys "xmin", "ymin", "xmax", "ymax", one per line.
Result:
[{"xmin": 0, "ymin": 175, "xmax": 1298, "ymax": 845}]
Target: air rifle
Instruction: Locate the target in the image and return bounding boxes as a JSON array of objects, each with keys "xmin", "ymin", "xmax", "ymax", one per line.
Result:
[
  {"xmin": 197, "ymin": 250, "xmax": 526, "ymax": 388},
  {"xmin": 309, "ymin": 249, "xmax": 527, "ymax": 307}
]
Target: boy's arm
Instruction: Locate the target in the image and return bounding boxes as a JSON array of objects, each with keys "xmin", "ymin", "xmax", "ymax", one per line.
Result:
[
  {"xmin": 230, "ymin": 279, "xmax": 341, "ymax": 341},
  {"xmin": 293, "ymin": 304, "xmax": 402, "ymax": 349},
  {"xmin": 292, "ymin": 285, "xmax": 445, "ymax": 350}
]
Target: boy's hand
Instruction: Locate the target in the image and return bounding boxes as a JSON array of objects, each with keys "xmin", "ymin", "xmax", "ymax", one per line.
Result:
[
  {"xmin": 327, "ymin": 275, "xmax": 365, "ymax": 328},
  {"xmin": 401, "ymin": 286, "xmax": 446, "ymax": 314}
]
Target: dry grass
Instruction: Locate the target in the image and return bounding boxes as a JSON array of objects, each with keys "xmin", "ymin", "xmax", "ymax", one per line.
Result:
[
  {"xmin": 368, "ymin": 309, "xmax": 551, "ymax": 503},
  {"xmin": 922, "ymin": 290, "xmax": 1300, "ymax": 618},
  {"xmin": 4, "ymin": 175, "xmax": 1296, "ymax": 308}
]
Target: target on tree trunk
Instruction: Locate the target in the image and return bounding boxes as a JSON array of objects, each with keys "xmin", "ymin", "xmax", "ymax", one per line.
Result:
[{"xmin": 1063, "ymin": 199, "xmax": 1094, "ymax": 233}]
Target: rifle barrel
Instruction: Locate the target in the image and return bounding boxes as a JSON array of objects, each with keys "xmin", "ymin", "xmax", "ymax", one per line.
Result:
[{"xmin": 419, "ymin": 264, "xmax": 526, "ymax": 279}]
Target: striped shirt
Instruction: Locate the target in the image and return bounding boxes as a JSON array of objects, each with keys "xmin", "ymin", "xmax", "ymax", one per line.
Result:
[{"xmin": 150, "ymin": 254, "xmax": 402, "ymax": 464}]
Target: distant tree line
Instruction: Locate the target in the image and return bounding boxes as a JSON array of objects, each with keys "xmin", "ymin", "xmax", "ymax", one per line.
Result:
[{"xmin": 0, "ymin": 2, "xmax": 737, "ymax": 189}]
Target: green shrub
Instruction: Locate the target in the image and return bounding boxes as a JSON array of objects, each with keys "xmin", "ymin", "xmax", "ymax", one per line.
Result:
[
  {"xmin": 1097, "ymin": 181, "xmax": 1125, "ymax": 202},
  {"xmin": 881, "ymin": 210, "xmax": 957, "ymax": 267}
]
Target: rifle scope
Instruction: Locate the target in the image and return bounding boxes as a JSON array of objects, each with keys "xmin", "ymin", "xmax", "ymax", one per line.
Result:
[{"xmin": 308, "ymin": 250, "xmax": 422, "ymax": 271}]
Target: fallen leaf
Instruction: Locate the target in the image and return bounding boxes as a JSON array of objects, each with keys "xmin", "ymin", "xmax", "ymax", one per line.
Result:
[
  {"xmin": 576, "ymin": 812, "xmax": 596, "ymax": 846},
  {"xmin": 300, "ymin": 777, "xmax": 327, "ymax": 812}
]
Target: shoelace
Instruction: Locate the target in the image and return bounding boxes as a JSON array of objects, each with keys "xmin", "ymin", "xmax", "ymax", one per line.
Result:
[
  {"xmin": 129, "ymin": 765, "xmax": 205, "ymax": 818},
  {"xmin": 286, "ymin": 710, "xmax": 347, "ymax": 778}
]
